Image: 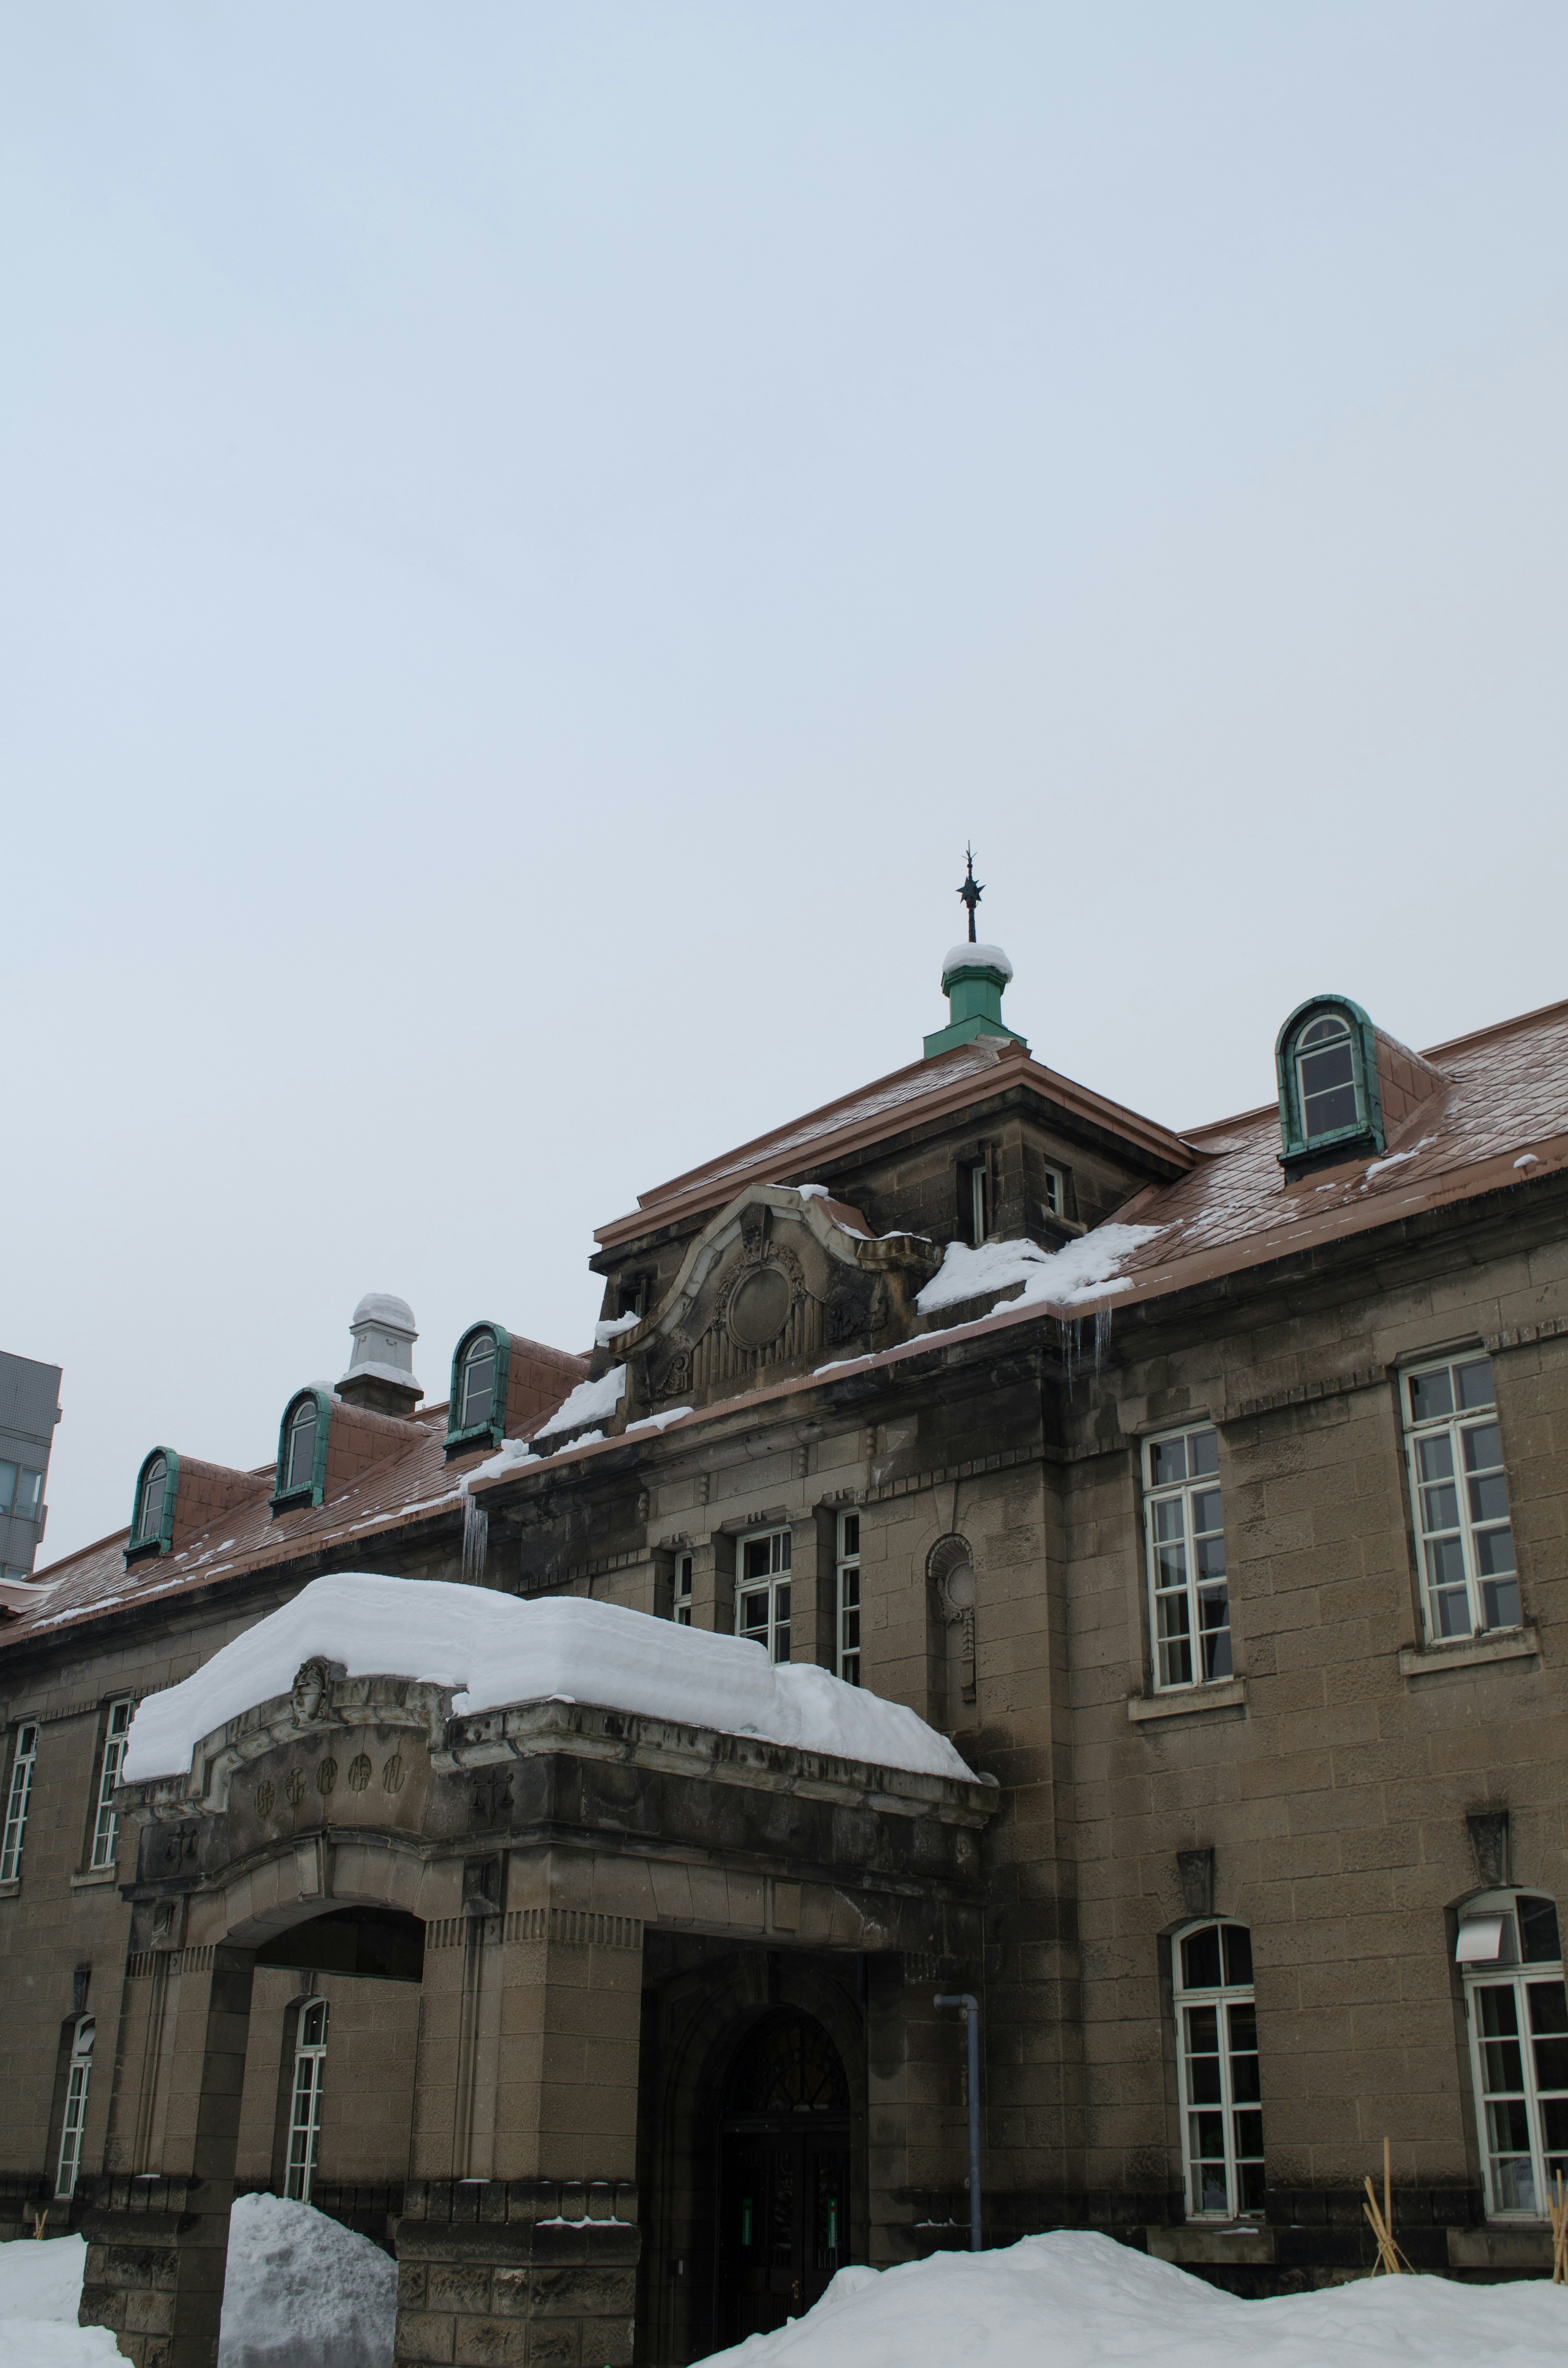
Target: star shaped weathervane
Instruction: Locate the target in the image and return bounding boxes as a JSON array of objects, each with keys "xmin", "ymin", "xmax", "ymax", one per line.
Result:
[{"xmin": 957, "ymin": 845, "xmax": 983, "ymax": 943}]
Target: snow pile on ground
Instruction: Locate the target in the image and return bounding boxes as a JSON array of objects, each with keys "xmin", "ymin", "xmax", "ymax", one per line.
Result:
[
  {"xmin": 0, "ymin": 2196, "xmax": 394, "ymax": 2368},
  {"xmin": 123, "ymin": 1575, "xmax": 973, "ymax": 1784},
  {"xmin": 916, "ymin": 1224, "xmax": 1163, "ymax": 1318},
  {"xmin": 218, "ymin": 2192, "xmax": 394, "ymax": 2368},
  {"xmin": 534, "ymin": 1362, "xmax": 626, "ymax": 1438},
  {"xmin": 0, "ymin": 2232, "xmax": 119, "ymax": 2366},
  {"xmin": 696, "ymin": 2230, "xmax": 1568, "ymax": 2368}
]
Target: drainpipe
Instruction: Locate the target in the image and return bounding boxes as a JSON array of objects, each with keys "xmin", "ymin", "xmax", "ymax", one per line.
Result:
[{"xmin": 935, "ymin": 1992, "xmax": 982, "ymax": 2252}]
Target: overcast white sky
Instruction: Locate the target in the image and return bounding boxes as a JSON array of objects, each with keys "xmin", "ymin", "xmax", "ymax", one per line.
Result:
[{"xmin": 4, "ymin": 3, "xmax": 1566, "ymax": 1562}]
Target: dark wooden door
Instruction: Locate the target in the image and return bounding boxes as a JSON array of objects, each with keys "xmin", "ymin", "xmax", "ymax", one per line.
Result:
[{"xmin": 719, "ymin": 2123, "xmax": 850, "ymax": 2342}]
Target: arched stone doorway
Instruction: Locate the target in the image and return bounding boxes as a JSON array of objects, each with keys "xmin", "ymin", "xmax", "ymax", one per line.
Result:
[{"xmin": 716, "ymin": 2011, "xmax": 851, "ymax": 2345}]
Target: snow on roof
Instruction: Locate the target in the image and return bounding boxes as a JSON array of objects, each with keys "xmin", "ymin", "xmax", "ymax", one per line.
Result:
[
  {"xmin": 915, "ymin": 1224, "xmax": 1165, "ymax": 1317},
  {"xmin": 942, "ymin": 941, "xmax": 1013, "ymax": 982},
  {"xmin": 533, "ymin": 1362, "xmax": 626, "ymax": 1439},
  {"xmin": 120, "ymin": 1574, "xmax": 974, "ymax": 1785},
  {"xmin": 350, "ymin": 1293, "xmax": 416, "ymax": 1333}
]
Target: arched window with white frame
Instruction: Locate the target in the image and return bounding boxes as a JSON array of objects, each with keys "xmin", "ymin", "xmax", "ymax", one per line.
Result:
[
  {"xmin": 56, "ymin": 2017, "xmax": 94, "ymax": 2198},
  {"xmin": 285, "ymin": 1996, "xmax": 329, "ymax": 2202},
  {"xmin": 1458, "ymin": 1889, "xmax": 1568, "ymax": 2217},
  {"xmin": 1173, "ymin": 1920, "xmax": 1265, "ymax": 2219}
]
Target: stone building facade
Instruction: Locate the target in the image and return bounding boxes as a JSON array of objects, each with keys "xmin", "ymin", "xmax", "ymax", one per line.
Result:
[{"xmin": 2, "ymin": 948, "xmax": 1567, "ymax": 2367}]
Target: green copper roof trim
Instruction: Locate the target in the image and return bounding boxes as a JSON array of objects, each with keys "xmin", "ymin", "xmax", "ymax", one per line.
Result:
[
  {"xmin": 271, "ymin": 1388, "xmax": 333, "ymax": 1512},
  {"xmin": 1274, "ymin": 993, "xmax": 1385, "ymax": 1171},
  {"xmin": 445, "ymin": 1322, "xmax": 512, "ymax": 1458},
  {"xmin": 924, "ymin": 958, "xmax": 1027, "ymax": 1059},
  {"xmin": 124, "ymin": 1446, "xmax": 180, "ymax": 1567}
]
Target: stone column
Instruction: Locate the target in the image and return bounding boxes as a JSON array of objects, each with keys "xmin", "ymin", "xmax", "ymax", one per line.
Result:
[
  {"xmin": 396, "ymin": 1863, "xmax": 645, "ymax": 2367},
  {"xmin": 79, "ymin": 1941, "xmax": 255, "ymax": 2368}
]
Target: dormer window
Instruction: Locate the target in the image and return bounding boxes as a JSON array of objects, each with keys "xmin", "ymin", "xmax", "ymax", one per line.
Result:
[
  {"xmin": 135, "ymin": 1455, "xmax": 168, "ymax": 1543},
  {"xmin": 125, "ymin": 1447, "xmax": 179, "ymax": 1560},
  {"xmin": 445, "ymin": 1324, "xmax": 512, "ymax": 1454},
  {"xmin": 1274, "ymin": 995, "xmax": 1385, "ymax": 1176},
  {"xmin": 272, "ymin": 1391, "xmax": 329, "ymax": 1512},
  {"xmin": 458, "ymin": 1333, "xmax": 497, "ymax": 1431}
]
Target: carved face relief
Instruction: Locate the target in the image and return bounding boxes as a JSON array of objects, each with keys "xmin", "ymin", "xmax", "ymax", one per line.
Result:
[{"xmin": 291, "ymin": 1659, "xmax": 333, "ymax": 1723}]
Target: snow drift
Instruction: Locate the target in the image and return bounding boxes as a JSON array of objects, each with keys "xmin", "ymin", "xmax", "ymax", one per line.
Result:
[
  {"xmin": 122, "ymin": 1574, "xmax": 974, "ymax": 1785},
  {"xmin": 694, "ymin": 2228, "xmax": 1568, "ymax": 2368},
  {"xmin": 916, "ymin": 1224, "xmax": 1162, "ymax": 1318},
  {"xmin": 0, "ymin": 2195, "xmax": 394, "ymax": 2368}
]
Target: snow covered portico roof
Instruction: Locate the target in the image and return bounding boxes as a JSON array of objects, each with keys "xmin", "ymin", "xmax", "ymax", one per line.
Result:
[{"xmin": 120, "ymin": 1574, "xmax": 978, "ymax": 1788}]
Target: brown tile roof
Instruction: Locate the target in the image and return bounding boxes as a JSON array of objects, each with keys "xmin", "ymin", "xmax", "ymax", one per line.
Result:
[
  {"xmin": 10, "ymin": 997, "xmax": 1564, "ymax": 1663},
  {"xmin": 594, "ymin": 1034, "xmax": 1195, "ymax": 1250}
]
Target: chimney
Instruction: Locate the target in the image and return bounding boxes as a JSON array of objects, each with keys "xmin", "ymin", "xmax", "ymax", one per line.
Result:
[{"xmin": 337, "ymin": 1293, "xmax": 423, "ymax": 1419}]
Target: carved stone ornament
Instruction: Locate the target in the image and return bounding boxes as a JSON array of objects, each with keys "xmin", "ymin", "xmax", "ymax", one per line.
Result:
[
  {"xmin": 290, "ymin": 1659, "xmax": 334, "ymax": 1723},
  {"xmin": 727, "ymin": 1262, "xmax": 793, "ymax": 1350}
]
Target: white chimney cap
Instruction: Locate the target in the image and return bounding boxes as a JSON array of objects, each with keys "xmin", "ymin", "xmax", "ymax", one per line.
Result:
[{"xmin": 341, "ymin": 1294, "xmax": 422, "ymax": 1395}]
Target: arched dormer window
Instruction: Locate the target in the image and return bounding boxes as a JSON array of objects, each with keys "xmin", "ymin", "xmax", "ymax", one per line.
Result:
[
  {"xmin": 272, "ymin": 1390, "xmax": 330, "ymax": 1512},
  {"xmin": 1274, "ymin": 995, "xmax": 1385, "ymax": 1177},
  {"xmin": 445, "ymin": 1324, "xmax": 512, "ymax": 1456},
  {"xmin": 125, "ymin": 1447, "xmax": 179, "ymax": 1562}
]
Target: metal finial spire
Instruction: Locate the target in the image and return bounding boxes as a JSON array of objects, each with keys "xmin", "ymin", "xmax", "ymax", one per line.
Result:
[{"xmin": 957, "ymin": 845, "xmax": 983, "ymax": 943}]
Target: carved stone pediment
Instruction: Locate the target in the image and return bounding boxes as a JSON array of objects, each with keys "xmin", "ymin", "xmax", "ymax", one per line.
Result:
[{"xmin": 612, "ymin": 1185, "xmax": 940, "ymax": 1414}]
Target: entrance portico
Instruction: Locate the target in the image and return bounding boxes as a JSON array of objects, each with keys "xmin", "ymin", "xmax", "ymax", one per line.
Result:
[{"xmin": 91, "ymin": 1656, "xmax": 995, "ymax": 2366}]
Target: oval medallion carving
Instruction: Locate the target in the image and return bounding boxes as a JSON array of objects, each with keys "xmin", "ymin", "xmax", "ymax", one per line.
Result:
[
  {"xmin": 728, "ymin": 1263, "xmax": 791, "ymax": 1350},
  {"xmin": 381, "ymin": 1753, "xmax": 405, "ymax": 1795},
  {"xmin": 256, "ymin": 1781, "xmax": 275, "ymax": 1817},
  {"xmin": 316, "ymin": 1758, "xmax": 338, "ymax": 1796},
  {"xmin": 347, "ymin": 1754, "xmax": 372, "ymax": 1793},
  {"xmin": 284, "ymin": 1769, "xmax": 306, "ymax": 1808}
]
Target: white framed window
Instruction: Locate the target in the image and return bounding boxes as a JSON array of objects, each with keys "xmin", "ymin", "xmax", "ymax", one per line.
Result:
[
  {"xmin": 1041, "ymin": 1166, "xmax": 1064, "ymax": 1217},
  {"xmin": 1403, "ymin": 1353, "xmax": 1519, "ymax": 1641},
  {"xmin": 1294, "ymin": 1012, "xmax": 1361, "ymax": 1142},
  {"xmin": 737, "ymin": 1528, "xmax": 792, "ymax": 1662},
  {"xmin": 89, "ymin": 1700, "xmax": 133, "ymax": 1871},
  {"xmin": 963, "ymin": 1159, "xmax": 989, "ymax": 1246},
  {"xmin": 133, "ymin": 1454, "xmax": 168, "ymax": 1544},
  {"xmin": 1459, "ymin": 1890, "xmax": 1567, "ymax": 2217},
  {"xmin": 673, "ymin": 1552, "xmax": 693, "ymax": 1626},
  {"xmin": 284, "ymin": 1398, "xmax": 318, "ymax": 1493},
  {"xmin": 56, "ymin": 2018, "xmax": 95, "ymax": 2198},
  {"xmin": 835, "ymin": 1513, "xmax": 860, "ymax": 1685},
  {"xmin": 1144, "ymin": 1425, "xmax": 1229, "ymax": 1690},
  {"xmin": 1173, "ymin": 1922, "xmax": 1263, "ymax": 2218},
  {"xmin": 285, "ymin": 1997, "xmax": 329, "ymax": 2203},
  {"xmin": 1, "ymin": 1723, "xmax": 38, "ymax": 1883},
  {"xmin": 458, "ymin": 1333, "xmax": 497, "ymax": 1431}
]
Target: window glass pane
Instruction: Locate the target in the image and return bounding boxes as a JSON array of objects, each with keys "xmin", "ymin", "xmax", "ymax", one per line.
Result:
[
  {"xmin": 1299, "ymin": 1039, "xmax": 1358, "ymax": 1137},
  {"xmin": 1191, "ymin": 1487, "xmax": 1223, "ymax": 1535},
  {"xmin": 740, "ymin": 1593, "xmax": 769, "ymax": 1637},
  {"xmin": 1182, "ymin": 1927, "xmax": 1222, "ymax": 1990},
  {"xmin": 1456, "ymin": 1358, "xmax": 1495, "ymax": 1411},
  {"xmin": 1519, "ymin": 1898, "xmax": 1561, "ymax": 1965},
  {"xmin": 1149, "ymin": 1438, "xmax": 1187, "ymax": 1487},
  {"xmin": 0, "ymin": 1464, "xmax": 14, "ymax": 1511},
  {"xmin": 840, "ymin": 1514, "xmax": 859, "ymax": 1558},
  {"xmin": 1410, "ymin": 1368, "xmax": 1454, "ymax": 1423},
  {"xmin": 138, "ymin": 1458, "xmax": 167, "ymax": 1539},
  {"xmin": 460, "ymin": 1338, "xmax": 496, "ymax": 1427},
  {"xmin": 1189, "ymin": 1430, "xmax": 1219, "ymax": 1478},
  {"xmin": 1222, "ymin": 1926, "xmax": 1254, "ymax": 1986},
  {"xmin": 1528, "ymin": 1981, "xmax": 1568, "ymax": 2036},
  {"xmin": 286, "ymin": 1404, "xmax": 317, "ymax": 1489},
  {"xmin": 743, "ymin": 1538, "xmax": 771, "ymax": 1582},
  {"xmin": 14, "ymin": 1469, "xmax": 42, "ymax": 1515},
  {"xmin": 1299, "ymin": 1017, "xmax": 1348, "ymax": 1048}
]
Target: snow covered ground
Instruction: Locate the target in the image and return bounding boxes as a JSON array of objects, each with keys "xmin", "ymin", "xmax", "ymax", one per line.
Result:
[
  {"xmin": 694, "ymin": 2231, "xmax": 1568, "ymax": 2368},
  {"xmin": 122, "ymin": 1574, "xmax": 973, "ymax": 1785},
  {"xmin": 0, "ymin": 2194, "xmax": 394, "ymax": 2368}
]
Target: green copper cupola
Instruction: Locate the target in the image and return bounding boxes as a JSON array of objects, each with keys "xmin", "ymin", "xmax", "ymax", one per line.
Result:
[{"xmin": 923, "ymin": 848, "xmax": 1029, "ymax": 1057}]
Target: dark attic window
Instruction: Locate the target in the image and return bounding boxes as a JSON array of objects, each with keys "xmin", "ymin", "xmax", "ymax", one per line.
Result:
[
  {"xmin": 1274, "ymin": 995, "xmax": 1385, "ymax": 1178},
  {"xmin": 125, "ymin": 1447, "xmax": 178, "ymax": 1563},
  {"xmin": 272, "ymin": 1391, "xmax": 328, "ymax": 1512},
  {"xmin": 445, "ymin": 1324, "xmax": 510, "ymax": 1456}
]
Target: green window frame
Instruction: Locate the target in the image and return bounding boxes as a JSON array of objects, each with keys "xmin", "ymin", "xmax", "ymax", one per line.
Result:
[
  {"xmin": 1274, "ymin": 994, "xmax": 1385, "ymax": 1173},
  {"xmin": 124, "ymin": 1447, "xmax": 180, "ymax": 1565},
  {"xmin": 272, "ymin": 1390, "xmax": 332, "ymax": 1512},
  {"xmin": 445, "ymin": 1324, "xmax": 512, "ymax": 1456}
]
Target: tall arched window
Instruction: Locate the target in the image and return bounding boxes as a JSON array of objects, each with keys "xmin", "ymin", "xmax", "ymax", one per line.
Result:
[
  {"xmin": 273, "ymin": 1392, "xmax": 328, "ymax": 1510},
  {"xmin": 1458, "ymin": 1890, "xmax": 1567, "ymax": 2216},
  {"xmin": 459, "ymin": 1333, "xmax": 497, "ymax": 1431},
  {"xmin": 56, "ymin": 2017, "xmax": 95, "ymax": 2198},
  {"xmin": 1274, "ymin": 996, "xmax": 1384, "ymax": 1175},
  {"xmin": 285, "ymin": 1997, "xmax": 329, "ymax": 2202},
  {"xmin": 135, "ymin": 1455, "xmax": 168, "ymax": 1543},
  {"xmin": 1173, "ymin": 1921, "xmax": 1264, "ymax": 2218},
  {"xmin": 445, "ymin": 1324, "xmax": 512, "ymax": 1454}
]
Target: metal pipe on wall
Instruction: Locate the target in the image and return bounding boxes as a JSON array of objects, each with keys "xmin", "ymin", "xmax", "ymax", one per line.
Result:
[{"xmin": 935, "ymin": 1991, "xmax": 982, "ymax": 2252}]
